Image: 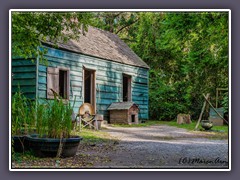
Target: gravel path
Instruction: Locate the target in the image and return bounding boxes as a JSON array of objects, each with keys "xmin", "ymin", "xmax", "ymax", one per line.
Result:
[{"xmin": 93, "ymin": 125, "xmax": 229, "ymax": 169}]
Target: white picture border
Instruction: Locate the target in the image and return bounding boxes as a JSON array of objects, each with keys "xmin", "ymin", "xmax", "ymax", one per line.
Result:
[{"xmin": 9, "ymin": 9, "xmax": 231, "ymax": 172}]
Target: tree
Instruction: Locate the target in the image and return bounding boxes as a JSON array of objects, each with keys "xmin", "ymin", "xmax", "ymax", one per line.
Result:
[
  {"xmin": 91, "ymin": 12, "xmax": 140, "ymax": 42},
  {"xmin": 127, "ymin": 12, "xmax": 229, "ymax": 120},
  {"xmin": 12, "ymin": 12, "xmax": 92, "ymax": 62}
]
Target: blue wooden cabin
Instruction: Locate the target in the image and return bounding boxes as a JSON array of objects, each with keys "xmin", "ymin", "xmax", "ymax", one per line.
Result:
[{"xmin": 12, "ymin": 27, "xmax": 149, "ymax": 121}]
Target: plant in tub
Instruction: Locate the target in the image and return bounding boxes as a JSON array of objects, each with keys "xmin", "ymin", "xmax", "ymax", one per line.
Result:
[{"xmin": 27, "ymin": 97, "xmax": 82, "ymax": 158}]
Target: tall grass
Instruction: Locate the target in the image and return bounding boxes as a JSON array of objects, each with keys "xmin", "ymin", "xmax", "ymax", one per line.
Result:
[
  {"xmin": 12, "ymin": 90, "xmax": 75, "ymax": 139},
  {"xmin": 36, "ymin": 97, "xmax": 74, "ymax": 139},
  {"xmin": 12, "ymin": 91, "xmax": 31, "ymax": 135},
  {"xmin": 35, "ymin": 102, "xmax": 48, "ymax": 137}
]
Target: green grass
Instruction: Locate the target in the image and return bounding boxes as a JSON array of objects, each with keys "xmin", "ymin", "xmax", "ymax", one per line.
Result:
[
  {"xmin": 112, "ymin": 120, "xmax": 228, "ymax": 132},
  {"xmin": 111, "ymin": 120, "xmax": 229, "ymax": 140},
  {"xmin": 110, "ymin": 120, "xmax": 163, "ymax": 128},
  {"xmin": 77, "ymin": 121, "xmax": 228, "ymax": 141},
  {"xmin": 72, "ymin": 128, "xmax": 116, "ymax": 144},
  {"xmin": 158, "ymin": 120, "xmax": 229, "ymax": 139},
  {"xmin": 156, "ymin": 120, "xmax": 228, "ymax": 132}
]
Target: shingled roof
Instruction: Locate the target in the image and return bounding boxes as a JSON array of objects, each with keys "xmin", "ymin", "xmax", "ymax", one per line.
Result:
[
  {"xmin": 45, "ymin": 26, "xmax": 149, "ymax": 69},
  {"xmin": 107, "ymin": 102, "xmax": 139, "ymax": 110}
]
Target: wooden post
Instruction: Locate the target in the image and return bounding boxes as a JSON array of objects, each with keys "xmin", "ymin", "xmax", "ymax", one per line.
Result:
[
  {"xmin": 203, "ymin": 94, "xmax": 228, "ymax": 125},
  {"xmin": 194, "ymin": 93, "xmax": 210, "ymax": 130},
  {"xmin": 56, "ymin": 132, "xmax": 63, "ymax": 158},
  {"xmin": 79, "ymin": 116, "xmax": 82, "ymax": 132}
]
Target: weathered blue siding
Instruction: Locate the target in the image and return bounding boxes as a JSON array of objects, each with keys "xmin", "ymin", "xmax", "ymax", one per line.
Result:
[
  {"xmin": 37, "ymin": 46, "xmax": 149, "ymax": 120},
  {"xmin": 12, "ymin": 59, "xmax": 37, "ymax": 99}
]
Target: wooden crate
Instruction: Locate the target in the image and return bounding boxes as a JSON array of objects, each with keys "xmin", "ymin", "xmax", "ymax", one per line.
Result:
[
  {"xmin": 209, "ymin": 108, "xmax": 224, "ymax": 126},
  {"xmin": 209, "ymin": 117, "xmax": 224, "ymax": 126}
]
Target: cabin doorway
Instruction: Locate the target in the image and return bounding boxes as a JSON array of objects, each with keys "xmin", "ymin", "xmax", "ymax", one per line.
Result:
[
  {"xmin": 123, "ymin": 74, "xmax": 132, "ymax": 102},
  {"xmin": 83, "ymin": 68, "xmax": 96, "ymax": 113}
]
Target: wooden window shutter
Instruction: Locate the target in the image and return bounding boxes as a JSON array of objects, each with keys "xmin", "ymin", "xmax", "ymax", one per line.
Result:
[{"xmin": 47, "ymin": 67, "xmax": 59, "ymax": 99}]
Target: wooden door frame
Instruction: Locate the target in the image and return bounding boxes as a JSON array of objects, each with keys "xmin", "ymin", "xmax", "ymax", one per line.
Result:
[
  {"xmin": 83, "ymin": 67, "xmax": 96, "ymax": 113},
  {"xmin": 122, "ymin": 73, "xmax": 132, "ymax": 102}
]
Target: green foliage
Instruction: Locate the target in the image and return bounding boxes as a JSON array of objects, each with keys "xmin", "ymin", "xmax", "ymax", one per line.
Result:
[
  {"xmin": 12, "ymin": 12, "xmax": 92, "ymax": 63},
  {"xmin": 222, "ymin": 92, "xmax": 229, "ymax": 113},
  {"xmin": 35, "ymin": 102, "xmax": 48, "ymax": 137},
  {"xmin": 110, "ymin": 12, "xmax": 229, "ymax": 120},
  {"xmin": 91, "ymin": 12, "xmax": 139, "ymax": 35},
  {"xmin": 12, "ymin": 90, "xmax": 36, "ymax": 156},
  {"xmin": 148, "ymin": 69, "xmax": 190, "ymax": 120},
  {"xmin": 12, "ymin": 90, "xmax": 35, "ymax": 135},
  {"xmin": 12, "ymin": 89, "xmax": 74, "ymax": 138},
  {"xmin": 46, "ymin": 98, "xmax": 73, "ymax": 138}
]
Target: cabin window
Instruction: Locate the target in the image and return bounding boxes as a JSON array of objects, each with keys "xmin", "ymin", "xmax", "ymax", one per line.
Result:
[
  {"xmin": 123, "ymin": 74, "xmax": 132, "ymax": 102},
  {"xmin": 59, "ymin": 70, "xmax": 68, "ymax": 99},
  {"xmin": 47, "ymin": 67, "xmax": 70, "ymax": 100}
]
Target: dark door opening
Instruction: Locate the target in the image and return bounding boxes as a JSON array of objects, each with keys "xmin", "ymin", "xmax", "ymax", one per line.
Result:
[
  {"xmin": 59, "ymin": 70, "xmax": 68, "ymax": 99},
  {"xmin": 123, "ymin": 74, "xmax": 131, "ymax": 102},
  {"xmin": 131, "ymin": 114, "xmax": 135, "ymax": 123},
  {"xmin": 84, "ymin": 68, "xmax": 96, "ymax": 112}
]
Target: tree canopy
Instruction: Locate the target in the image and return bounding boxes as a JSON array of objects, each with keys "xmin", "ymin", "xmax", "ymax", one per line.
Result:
[
  {"xmin": 12, "ymin": 12, "xmax": 92, "ymax": 62},
  {"xmin": 92, "ymin": 12, "xmax": 229, "ymax": 120}
]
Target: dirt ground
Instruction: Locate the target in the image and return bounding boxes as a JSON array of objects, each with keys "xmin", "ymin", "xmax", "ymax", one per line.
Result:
[
  {"xmin": 12, "ymin": 124, "xmax": 229, "ymax": 169},
  {"xmin": 79, "ymin": 125, "xmax": 229, "ymax": 169}
]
